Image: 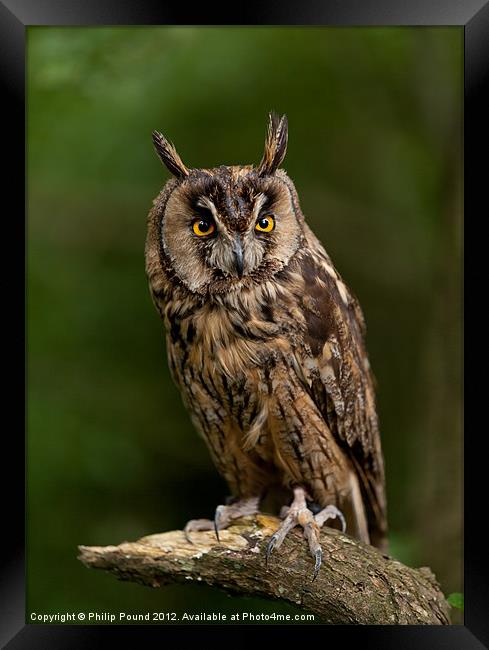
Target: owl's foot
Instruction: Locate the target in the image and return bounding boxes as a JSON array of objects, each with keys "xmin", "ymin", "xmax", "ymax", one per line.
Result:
[
  {"xmin": 184, "ymin": 496, "xmax": 260, "ymax": 543},
  {"xmin": 266, "ymin": 487, "xmax": 346, "ymax": 581}
]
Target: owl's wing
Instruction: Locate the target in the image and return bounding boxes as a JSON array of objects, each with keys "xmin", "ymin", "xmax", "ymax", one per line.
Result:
[{"xmin": 294, "ymin": 239, "xmax": 387, "ymax": 547}]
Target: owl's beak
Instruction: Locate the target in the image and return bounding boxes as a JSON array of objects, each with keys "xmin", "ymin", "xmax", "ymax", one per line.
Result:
[{"xmin": 232, "ymin": 238, "xmax": 244, "ymax": 279}]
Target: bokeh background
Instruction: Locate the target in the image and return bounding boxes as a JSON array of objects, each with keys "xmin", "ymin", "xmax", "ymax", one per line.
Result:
[{"xmin": 27, "ymin": 27, "xmax": 463, "ymax": 623}]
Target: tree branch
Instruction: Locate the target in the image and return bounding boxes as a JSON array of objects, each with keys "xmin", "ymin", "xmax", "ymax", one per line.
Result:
[{"xmin": 78, "ymin": 514, "xmax": 450, "ymax": 624}]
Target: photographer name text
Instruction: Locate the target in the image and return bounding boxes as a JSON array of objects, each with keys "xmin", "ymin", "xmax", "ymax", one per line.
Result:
[{"xmin": 30, "ymin": 611, "xmax": 314, "ymax": 623}]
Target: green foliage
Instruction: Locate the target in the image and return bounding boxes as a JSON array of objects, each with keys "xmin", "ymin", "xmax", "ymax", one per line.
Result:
[{"xmin": 447, "ymin": 593, "xmax": 464, "ymax": 612}]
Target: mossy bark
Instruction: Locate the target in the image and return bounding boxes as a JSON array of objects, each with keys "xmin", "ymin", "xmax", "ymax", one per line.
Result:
[{"xmin": 78, "ymin": 514, "xmax": 450, "ymax": 625}]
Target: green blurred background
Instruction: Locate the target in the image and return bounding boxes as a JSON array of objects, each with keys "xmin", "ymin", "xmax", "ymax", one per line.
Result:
[{"xmin": 27, "ymin": 27, "xmax": 463, "ymax": 623}]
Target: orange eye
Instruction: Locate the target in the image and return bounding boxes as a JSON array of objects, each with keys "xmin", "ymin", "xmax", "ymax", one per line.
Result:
[
  {"xmin": 192, "ymin": 218, "xmax": 215, "ymax": 237},
  {"xmin": 255, "ymin": 214, "xmax": 275, "ymax": 233}
]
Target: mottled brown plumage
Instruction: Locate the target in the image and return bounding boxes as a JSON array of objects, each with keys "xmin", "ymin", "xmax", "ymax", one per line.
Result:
[{"xmin": 145, "ymin": 113, "xmax": 388, "ymax": 572}]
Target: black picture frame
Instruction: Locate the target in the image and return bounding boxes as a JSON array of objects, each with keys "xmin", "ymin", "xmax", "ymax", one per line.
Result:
[{"xmin": 2, "ymin": 1, "xmax": 485, "ymax": 647}]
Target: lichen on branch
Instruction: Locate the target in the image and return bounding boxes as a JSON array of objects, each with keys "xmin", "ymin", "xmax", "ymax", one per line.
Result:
[{"xmin": 78, "ymin": 514, "xmax": 450, "ymax": 625}]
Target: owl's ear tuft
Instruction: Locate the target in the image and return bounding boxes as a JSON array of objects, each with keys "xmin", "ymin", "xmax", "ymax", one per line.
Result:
[
  {"xmin": 257, "ymin": 112, "xmax": 288, "ymax": 177},
  {"xmin": 152, "ymin": 130, "xmax": 190, "ymax": 179}
]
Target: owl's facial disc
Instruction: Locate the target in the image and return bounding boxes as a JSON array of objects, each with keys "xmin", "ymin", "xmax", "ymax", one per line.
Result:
[{"xmin": 161, "ymin": 168, "xmax": 303, "ymax": 293}]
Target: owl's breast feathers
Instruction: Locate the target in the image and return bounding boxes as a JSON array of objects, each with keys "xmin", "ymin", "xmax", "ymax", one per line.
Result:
[{"xmin": 153, "ymin": 238, "xmax": 387, "ymax": 547}]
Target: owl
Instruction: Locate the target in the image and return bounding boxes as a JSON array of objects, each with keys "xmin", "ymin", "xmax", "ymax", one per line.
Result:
[{"xmin": 145, "ymin": 113, "xmax": 388, "ymax": 579}]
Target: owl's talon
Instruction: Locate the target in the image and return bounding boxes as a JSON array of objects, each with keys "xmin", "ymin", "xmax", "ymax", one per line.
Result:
[
  {"xmin": 314, "ymin": 504, "xmax": 347, "ymax": 533},
  {"xmin": 265, "ymin": 534, "xmax": 278, "ymax": 568},
  {"xmin": 185, "ymin": 497, "xmax": 261, "ymax": 546},
  {"xmin": 268, "ymin": 487, "xmax": 346, "ymax": 578},
  {"xmin": 183, "ymin": 518, "xmax": 215, "ymax": 544},
  {"xmin": 312, "ymin": 548, "xmax": 322, "ymax": 582},
  {"xmin": 214, "ymin": 506, "xmax": 223, "ymax": 542},
  {"xmin": 339, "ymin": 511, "xmax": 347, "ymax": 533}
]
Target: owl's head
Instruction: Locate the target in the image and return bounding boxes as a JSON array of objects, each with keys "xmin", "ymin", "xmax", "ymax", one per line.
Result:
[{"xmin": 146, "ymin": 113, "xmax": 306, "ymax": 295}]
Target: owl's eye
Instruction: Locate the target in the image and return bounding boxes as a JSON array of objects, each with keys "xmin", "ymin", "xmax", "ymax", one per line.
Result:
[
  {"xmin": 255, "ymin": 214, "xmax": 275, "ymax": 233},
  {"xmin": 192, "ymin": 218, "xmax": 216, "ymax": 237}
]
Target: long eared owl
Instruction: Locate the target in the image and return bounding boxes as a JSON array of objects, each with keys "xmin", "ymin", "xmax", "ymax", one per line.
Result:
[{"xmin": 145, "ymin": 113, "xmax": 388, "ymax": 577}]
